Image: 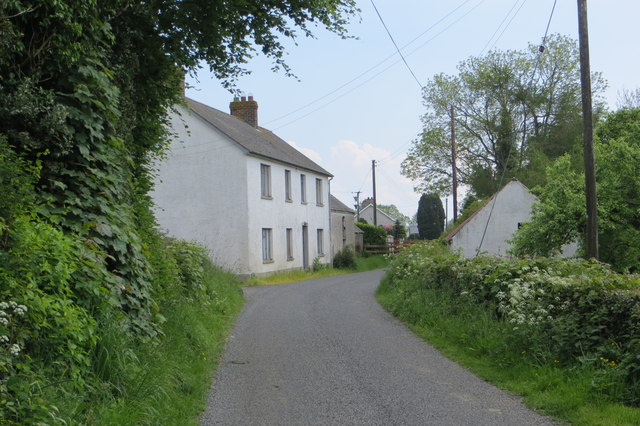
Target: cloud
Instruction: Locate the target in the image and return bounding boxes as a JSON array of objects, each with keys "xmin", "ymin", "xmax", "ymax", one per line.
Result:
[
  {"xmin": 287, "ymin": 140, "xmax": 324, "ymax": 165},
  {"xmin": 328, "ymin": 139, "xmax": 420, "ymax": 218}
]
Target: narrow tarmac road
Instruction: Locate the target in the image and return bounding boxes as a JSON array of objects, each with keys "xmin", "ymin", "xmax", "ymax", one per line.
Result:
[{"xmin": 201, "ymin": 269, "xmax": 555, "ymax": 425}]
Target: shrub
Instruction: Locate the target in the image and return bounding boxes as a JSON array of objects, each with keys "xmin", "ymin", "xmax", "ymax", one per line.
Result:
[
  {"xmin": 333, "ymin": 246, "xmax": 357, "ymax": 269},
  {"xmin": 383, "ymin": 243, "xmax": 640, "ymax": 405},
  {"xmin": 356, "ymin": 222, "xmax": 387, "ymax": 245}
]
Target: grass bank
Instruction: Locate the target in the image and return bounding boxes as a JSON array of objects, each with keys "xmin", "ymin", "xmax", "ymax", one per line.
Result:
[
  {"xmin": 245, "ymin": 254, "xmax": 387, "ymax": 286},
  {"xmin": 377, "ymin": 243, "xmax": 640, "ymax": 426},
  {"xmin": 73, "ymin": 260, "xmax": 244, "ymax": 425}
]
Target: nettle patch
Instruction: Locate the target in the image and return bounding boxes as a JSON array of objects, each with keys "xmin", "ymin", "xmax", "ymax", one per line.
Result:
[{"xmin": 384, "ymin": 242, "xmax": 640, "ymax": 405}]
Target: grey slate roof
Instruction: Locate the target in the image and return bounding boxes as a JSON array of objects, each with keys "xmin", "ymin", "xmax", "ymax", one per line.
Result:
[
  {"xmin": 185, "ymin": 97, "xmax": 332, "ymax": 177},
  {"xmin": 330, "ymin": 194, "xmax": 355, "ymax": 213}
]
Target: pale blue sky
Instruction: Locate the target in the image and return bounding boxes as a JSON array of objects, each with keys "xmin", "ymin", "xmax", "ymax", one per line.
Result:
[{"xmin": 185, "ymin": 0, "xmax": 640, "ymax": 219}]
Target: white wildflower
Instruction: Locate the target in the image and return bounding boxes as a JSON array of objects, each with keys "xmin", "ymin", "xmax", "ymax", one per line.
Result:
[
  {"xmin": 8, "ymin": 344, "xmax": 20, "ymax": 356},
  {"xmin": 13, "ymin": 305, "xmax": 27, "ymax": 316},
  {"xmin": 0, "ymin": 318, "xmax": 8, "ymax": 326},
  {"xmin": 0, "ymin": 335, "xmax": 8, "ymax": 344},
  {"xmin": 0, "ymin": 302, "xmax": 8, "ymax": 310}
]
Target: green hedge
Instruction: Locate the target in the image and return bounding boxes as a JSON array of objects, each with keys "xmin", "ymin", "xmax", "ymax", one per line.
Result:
[
  {"xmin": 384, "ymin": 242, "xmax": 640, "ymax": 405},
  {"xmin": 356, "ymin": 222, "xmax": 387, "ymax": 245}
]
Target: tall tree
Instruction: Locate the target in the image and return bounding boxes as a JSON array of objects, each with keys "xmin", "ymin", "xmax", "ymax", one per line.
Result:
[
  {"xmin": 511, "ymin": 108, "xmax": 640, "ymax": 272},
  {"xmin": 416, "ymin": 194, "xmax": 445, "ymax": 240},
  {"xmin": 401, "ymin": 34, "xmax": 606, "ymax": 199},
  {"xmin": 377, "ymin": 204, "xmax": 410, "ymax": 225},
  {"xmin": 0, "ymin": 0, "xmax": 358, "ymax": 332}
]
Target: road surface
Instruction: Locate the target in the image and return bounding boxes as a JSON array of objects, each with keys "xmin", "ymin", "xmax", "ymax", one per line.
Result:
[{"xmin": 201, "ymin": 269, "xmax": 554, "ymax": 425}]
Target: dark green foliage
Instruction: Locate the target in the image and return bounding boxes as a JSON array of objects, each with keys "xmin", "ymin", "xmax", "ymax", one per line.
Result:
[
  {"xmin": 357, "ymin": 222, "xmax": 387, "ymax": 246},
  {"xmin": 0, "ymin": 0, "xmax": 357, "ymax": 421},
  {"xmin": 393, "ymin": 219, "xmax": 406, "ymax": 241},
  {"xmin": 511, "ymin": 108, "xmax": 640, "ymax": 272},
  {"xmin": 417, "ymin": 193, "xmax": 445, "ymax": 240},
  {"xmin": 382, "ymin": 243, "xmax": 640, "ymax": 406},
  {"xmin": 333, "ymin": 246, "xmax": 357, "ymax": 269}
]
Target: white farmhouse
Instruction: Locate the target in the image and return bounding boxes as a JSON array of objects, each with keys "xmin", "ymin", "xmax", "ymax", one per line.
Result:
[
  {"xmin": 152, "ymin": 96, "xmax": 332, "ymax": 277},
  {"xmin": 445, "ymin": 178, "xmax": 577, "ymax": 258}
]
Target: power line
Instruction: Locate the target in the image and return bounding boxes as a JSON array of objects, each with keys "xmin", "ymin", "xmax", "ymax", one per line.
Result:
[
  {"xmin": 370, "ymin": 0, "xmax": 423, "ymax": 89},
  {"xmin": 475, "ymin": 0, "xmax": 558, "ymax": 257},
  {"xmin": 480, "ymin": 0, "xmax": 528, "ymax": 54},
  {"xmin": 263, "ymin": 0, "xmax": 480, "ymax": 128}
]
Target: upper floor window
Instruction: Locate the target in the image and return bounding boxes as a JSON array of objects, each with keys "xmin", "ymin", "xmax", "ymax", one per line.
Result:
[
  {"xmin": 285, "ymin": 170, "xmax": 292, "ymax": 202},
  {"xmin": 300, "ymin": 174, "xmax": 307, "ymax": 203},
  {"xmin": 261, "ymin": 164, "xmax": 272, "ymax": 199},
  {"xmin": 315, "ymin": 178, "xmax": 323, "ymax": 206}
]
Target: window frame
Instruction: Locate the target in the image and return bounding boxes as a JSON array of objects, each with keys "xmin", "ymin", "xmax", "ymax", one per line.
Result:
[
  {"xmin": 284, "ymin": 169, "xmax": 292, "ymax": 202},
  {"xmin": 300, "ymin": 174, "xmax": 307, "ymax": 204},
  {"xmin": 260, "ymin": 164, "xmax": 272, "ymax": 199},
  {"xmin": 317, "ymin": 228, "xmax": 324, "ymax": 256},
  {"xmin": 262, "ymin": 228, "xmax": 273, "ymax": 262},
  {"xmin": 286, "ymin": 228, "xmax": 294, "ymax": 261},
  {"xmin": 315, "ymin": 178, "xmax": 323, "ymax": 206}
]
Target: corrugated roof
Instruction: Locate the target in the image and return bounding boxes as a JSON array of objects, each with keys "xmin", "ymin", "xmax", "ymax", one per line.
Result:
[
  {"xmin": 330, "ymin": 194, "xmax": 355, "ymax": 213},
  {"xmin": 185, "ymin": 97, "xmax": 332, "ymax": 177}
]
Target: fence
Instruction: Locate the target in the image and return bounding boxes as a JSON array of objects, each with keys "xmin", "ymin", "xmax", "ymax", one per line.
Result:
[{"xmin": 363, "ymin": 241, "xmax": 416, "ymax": 255}]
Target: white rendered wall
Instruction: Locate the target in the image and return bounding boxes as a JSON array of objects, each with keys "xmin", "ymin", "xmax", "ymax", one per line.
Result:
[
  {"xmin": 450, "ymin": 181, "xmax": 536, "ymax": 258},
  {"xmin": 245, "ymin": 155, "xmax": 331, "ymax": 275},
  {"xmin": 151, "ymin": 105, "xmax": 250, "ymax": 273}
]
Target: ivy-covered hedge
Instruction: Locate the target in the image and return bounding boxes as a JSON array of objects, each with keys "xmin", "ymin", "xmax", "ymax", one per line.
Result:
[{"xmin": 383, "ymin": 242, "xmax": 640, "ymax": 405}]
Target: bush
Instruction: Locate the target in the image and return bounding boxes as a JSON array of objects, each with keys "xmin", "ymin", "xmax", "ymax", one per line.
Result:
[
  {"xmin": 333, "ymin": 246, "xmax": 357, "ymax": 269},
  {"xmin": 383, "ymin": 243, "xmax": 640, "ymax": 405},
  {"xmin": 356, "ymin": 222, "xmax": 387, "ymax": 245}
]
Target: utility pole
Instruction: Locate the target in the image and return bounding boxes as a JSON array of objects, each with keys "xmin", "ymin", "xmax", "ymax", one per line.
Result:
[
  {"xmin": 450, "ymin": 105, "xmax": 458, "ymax": 221},
  {"xmin": 372, "ymin": 160, "xmax": 378, "ymax": 226},
  {"xmin": 353, "ymin": 191, "xmax": 361, "ymax": 222},
  {"xmin": 577, "ymin": 0, "xmax": 599, "ymax": 259}
]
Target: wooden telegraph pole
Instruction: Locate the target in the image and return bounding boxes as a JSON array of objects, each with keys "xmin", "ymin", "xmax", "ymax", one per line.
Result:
[
  {"xmin": 450, "ymin": 105, "xmax": 458, "ymax": 221},
  {"xmin": 577, "ymin": 0, "xmax": 599, "ymax": 259},
  {"xmin": 372, "ymin": 160, "xmax": 378, "ymax": 226}
]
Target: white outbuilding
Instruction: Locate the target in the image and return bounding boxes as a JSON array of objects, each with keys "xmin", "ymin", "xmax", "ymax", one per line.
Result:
[{"xmin": 445, "ymin": 178, "xmax": 577, "ymax": 258}]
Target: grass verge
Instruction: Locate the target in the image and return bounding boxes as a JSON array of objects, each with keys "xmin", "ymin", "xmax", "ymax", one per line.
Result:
[
  {"xmin": 245, "ymin": 254, "xmax": 387, "ymax": 286},
  {"xmin": 75, "ymin": 263, "xmax": 244, "ymax": 425},
  {"xmin": 376, "ymin": 280, "xmax": 640, "ymax": 425}
]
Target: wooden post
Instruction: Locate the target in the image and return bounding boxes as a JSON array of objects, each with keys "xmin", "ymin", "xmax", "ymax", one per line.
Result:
[
  {"xmin": 372, "ymin": 160, "xmax": 378, "ymax": 226},
  {"xmin": 450, "ymin": 105, "xmax": 458, "ymax": 221},
  {"xmin": 577, "ymin": 0, "xmax": 599, "ymax": 259}
]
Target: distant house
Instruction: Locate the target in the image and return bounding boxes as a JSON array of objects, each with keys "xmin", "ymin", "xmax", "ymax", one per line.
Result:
[
  {"xmin": 152, "ymin": 95, "xmax": 332, "ymax": 277},
  {"xmin": 358, "ymin": 201, "xmax": 397, "ymax": 228},
  {"xmin": 445, "ymin": 179, "xmax": 577, "ymax": 258},
  {"xmin": 329, "ymin": 194, "xmax": 359, "ymax": 257}
]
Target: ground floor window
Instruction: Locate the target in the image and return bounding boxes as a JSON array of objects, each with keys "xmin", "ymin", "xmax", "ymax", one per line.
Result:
[
  {"xmin": 317, "ymin": 228, "xmax": 324, "ymax": 256},
  {"xmin": 286, "ymin": 228, "xmax": 294, "ymax": 260},
  {"xmin": 262, "ymin": 228, "xmax": 273, "ymax": 262}
]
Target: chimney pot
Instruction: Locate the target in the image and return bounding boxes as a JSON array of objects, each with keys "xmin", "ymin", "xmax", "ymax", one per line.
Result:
[{"xmin": 230, "ymin": 94, "xmax": 258, "ymax": 128}]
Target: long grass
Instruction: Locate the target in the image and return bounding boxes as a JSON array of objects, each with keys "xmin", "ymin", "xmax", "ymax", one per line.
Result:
[
  {"xmin": 376, "ymin": 280, "xmax": 640, "ymax": 425},
  {"xmin": 74, "ymin": 264, "xmax": 244, "ymax": 425}
]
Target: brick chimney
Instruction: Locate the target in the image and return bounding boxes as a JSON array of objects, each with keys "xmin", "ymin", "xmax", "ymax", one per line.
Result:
[{"xmin": 229, "ymin": 95, "xmax": 258, "ymax": 128}]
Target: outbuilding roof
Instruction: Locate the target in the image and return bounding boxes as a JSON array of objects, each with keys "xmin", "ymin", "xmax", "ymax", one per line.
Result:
[
  {"xmin": 185, "ymin": 97, "xmax": 332, "ymax": 177},
  {"xmin": 330, "ymin": 194, "xmax": 355, "ymax": 213}
]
